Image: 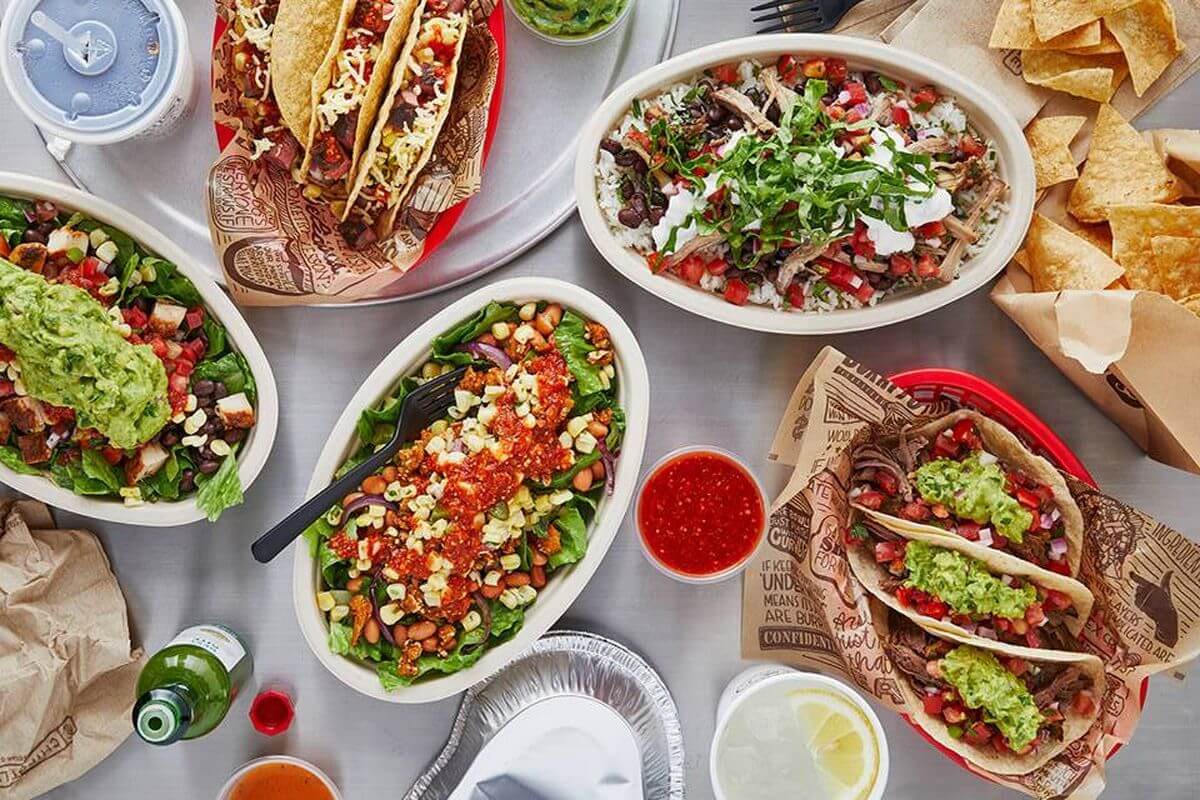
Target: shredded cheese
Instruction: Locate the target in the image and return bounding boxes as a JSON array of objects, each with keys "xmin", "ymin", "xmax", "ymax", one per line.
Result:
[{"xmin": 236, "ymin": 1, "xmax": 274, "ymax": 51}]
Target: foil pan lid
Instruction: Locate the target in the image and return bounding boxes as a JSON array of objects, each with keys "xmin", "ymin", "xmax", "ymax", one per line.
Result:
[{"xmin": 405, "ymin": 630, "xmax": 685, "ymax": 799}]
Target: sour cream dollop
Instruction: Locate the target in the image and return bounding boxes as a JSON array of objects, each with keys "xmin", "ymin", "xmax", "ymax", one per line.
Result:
[{"xmin": 652, "ymin": 187, "xmax": 699, "ymax": 252}]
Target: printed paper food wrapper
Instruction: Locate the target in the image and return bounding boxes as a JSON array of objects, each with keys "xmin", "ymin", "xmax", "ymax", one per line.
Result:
[
  {"xmin": 0, "ymin": 499, "xmax": 144, "ymax": 800},
  {"xmin": 206, "ymin": 0, "xmax": 500, "ymax": 306},
  {"xmin": 741, "ymin": 347, "xmax": 1200, "ymax": 799}
]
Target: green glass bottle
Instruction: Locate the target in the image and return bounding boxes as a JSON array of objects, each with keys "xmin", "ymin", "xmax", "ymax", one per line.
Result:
[{"xmin": 132, "ymin": 624, "xmax": 253, "ymax": 745}]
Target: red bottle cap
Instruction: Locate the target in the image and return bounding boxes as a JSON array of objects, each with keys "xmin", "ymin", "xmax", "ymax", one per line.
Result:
[{"xmin": 249, "ymin": 689, "xmax": 294, "ymax": 736}]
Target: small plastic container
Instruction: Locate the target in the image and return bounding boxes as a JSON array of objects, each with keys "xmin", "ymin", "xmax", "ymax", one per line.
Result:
[
  {"xmin": 634, "ymin": 445, "xmax": 768, "ymax": 585},
  {"xmin": 505, "ymin": 0, "xmax": 635, "ymax": 47},
  {"xmin": 217, "ymin": 755, "xmax": 341, "ymax": 800}
]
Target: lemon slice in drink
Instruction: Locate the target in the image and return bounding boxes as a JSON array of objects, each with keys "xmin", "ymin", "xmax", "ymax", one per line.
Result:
[{"xmin": 788, "ymin": 688, "xmax": 881, "ymax": 800}]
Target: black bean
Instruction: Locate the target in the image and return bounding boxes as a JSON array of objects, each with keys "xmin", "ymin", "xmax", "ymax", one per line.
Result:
[
  {"xmin": 865, "ymin": 74, "xmax": 883, "ymax": 94},
  {"xmin": 161, "ymin": 430, "xmax": 179, "ymax": 447},
  {"xmin": 22, "ymin": 228, "xmax": 46, "ymax": 244},
  {"xmin": 213, "ymin": 382, "xmax": 228, "ymax": 399},
  {"xmin": 193, "ymin": 379, "xmax": 214, "ymax": 397},
  {"xmin": 766, "ymin": 105, "xmax": 781, "ymax": 125},
  {"xmin": 726, "ymin": 116, "xmax": 743, "ymax": 131},
  {"xmin": 105, "ymin": 261, "xmax": 118, "ymax": 277},
  {"xmin": 617, "ymin": 207, "xmax": 645, "ymax": 228},
  {"xmin": 599, "ymin": 138, "xmax": 622, "ymax": 155},
  {"xmin": 202, "ymin": 420, "xmax": 218, "ymax": 435},
  {"xmin": 706, "ymin": 105, "xmax": 726, "ymax": 124},
  {"xmin": 648, "ymin": 208, "xmax": 664, "ymax": 224},
  {"xmin": 198, "ymin": 460, "xmax": 220, "ymax": 476},
  {"xmin": 224, "ymin": 429, "xmax": 245, "ymax": 444},
  {"xmin": 629, "ymin": 193, "xmax": 647, "ymax": 213},
  {"xmin": 631, "ymin": 159, "xmax": 648, "ymax": 175},
  {"xmin": 180, "ymin": 469, "xmax": 196, "ymax": 493},
  {"xmin": 613, "ymin": 150, "xmax": 640, "ymax": 167}
]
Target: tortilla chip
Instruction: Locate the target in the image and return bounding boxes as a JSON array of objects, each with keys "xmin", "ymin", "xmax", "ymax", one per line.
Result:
[
  {"xmin": 1146, "ymin": 129, "xmax": 1200, "ymax": 197},
  {"xmin": 1026, "ymin": 115, "xmax": 1087, "ymax": 189},
  {"xmin": 1064, "ymin": 23, "xmax": 1125, "ymax": 53},
  {"xmin": 1180, "ymin": 293, "xmax": 1200, "ymax": 315},
  {"xmin": 1108, "ymin": 204, "xmax": 1200, "ymax": 291},
  {"xmin": 1021, "ymin": 50, "xmax": 1129, "ymax": 101},
  {"xmin": 991, "ymin": 0, "xmax": 1102, "ymax": 49},
  {"xmin": 1150, "ymin": 235, "xmax": 1200, "ymax": 299},
  {"xmin": 1025, "ymin": 212, "xmax": 1125, "ymax": 291},
  {"xmin": 1106, "ymin": 0, "xmax": 1184, "ymax": 96},
  {"xmin": 1032, "ymin": 0, "xmax": 1141, "ymax": 40},
  {"xmin": 1068, "ymin": 105, "xmax": 1184, "ymax": 223}
]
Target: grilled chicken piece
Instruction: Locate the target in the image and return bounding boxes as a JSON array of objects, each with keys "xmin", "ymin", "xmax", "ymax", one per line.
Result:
[
  {"xmin": 16, "ymin": 432, "xmax": 51, "ymax": 465},
  {"xmin": 713, "ymin": 87, "xmax": 777, "ymax": 134},
  {"xmin": 126, "ymin": 442, "xmax": 169, "ymax": 485},
  {"xmin": 1, "ymin": 396, "xmax": 46, "ymax": 434},
  {"xmin": 8, "ymin": 242, "xmax": 48, "ymax": 273},
  {"xmin": 216, "ymin": 392, "xmax": 256, "ymax": 430}
]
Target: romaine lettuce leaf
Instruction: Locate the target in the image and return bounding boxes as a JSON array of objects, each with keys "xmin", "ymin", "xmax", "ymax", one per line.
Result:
[{"xmin": 195, "ymin": 455, "xmax": 243, "ymax": 521}]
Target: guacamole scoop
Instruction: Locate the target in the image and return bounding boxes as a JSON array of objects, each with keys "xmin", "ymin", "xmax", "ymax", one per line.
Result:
[
  {"xmin": 509, "ymin": 0, "xmax": 626, "ymax": 37},
  {"xmin": 0, "ymin": 259, "xmax": 170, "ymax": 449},
  {"xmin": 915, "ymin": 453, "xmax": 1033, "ymax": 543}
]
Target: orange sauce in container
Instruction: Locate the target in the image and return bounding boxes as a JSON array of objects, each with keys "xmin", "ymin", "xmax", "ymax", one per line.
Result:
[{"xmin": 227, "ymin": 761, "xmax": 335, "ymax": 800}]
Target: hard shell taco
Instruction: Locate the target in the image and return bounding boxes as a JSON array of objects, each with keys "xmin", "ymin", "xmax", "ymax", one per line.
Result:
[
  {"xmin": 879, "ymin": 607, "xmax": 1103, "ymax": 776},
  {"xmin": 275, "ymin": 0, "xmax": 422, "ymax": 192},
  {"xmin": 849, "ymin": 409, "xmax": 1084, "ymax": 578},
  {"xmin": 341, "ymin": 0, "xmax": 470, "ymax": 248},
  {"xmin": 847, "ymin": 513, "xmax": 1093, "ymax": 653}
]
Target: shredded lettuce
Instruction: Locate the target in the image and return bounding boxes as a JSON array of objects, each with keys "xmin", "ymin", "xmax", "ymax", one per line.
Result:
[{"xmin": 195, "ymin": 455, "xmax": 244, "ymax": 521}]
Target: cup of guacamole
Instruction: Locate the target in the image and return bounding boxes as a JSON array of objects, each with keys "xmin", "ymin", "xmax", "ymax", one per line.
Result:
[{"xmin": 506, "ymin": 0, "xmax": 634, "ymax": 45}]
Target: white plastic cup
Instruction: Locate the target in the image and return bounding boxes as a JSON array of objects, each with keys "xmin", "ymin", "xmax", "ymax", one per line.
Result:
[
  {"xmin": 634, "ymin": 445, "xmax": 768, "ymax": 585},
  {"xmin": 710, "ymin": 666, "xmax": 890, "ymax": 800},
  {"xmin": 217, "ymin": 755, "xmax": 342, "ymax": 800}
]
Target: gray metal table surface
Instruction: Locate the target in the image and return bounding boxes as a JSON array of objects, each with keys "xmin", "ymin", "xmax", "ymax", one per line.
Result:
[{"xmin": 8, "ymin": 6, "xmax": 1197, "ymax": 800}]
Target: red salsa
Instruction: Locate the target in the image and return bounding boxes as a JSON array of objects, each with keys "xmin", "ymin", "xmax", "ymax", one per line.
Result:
[{"xmin": 637, "ymin": 450, "xmax": 765, "ymax": 577}]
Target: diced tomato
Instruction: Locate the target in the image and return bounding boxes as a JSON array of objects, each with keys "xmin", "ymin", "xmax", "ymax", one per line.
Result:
[
  {"xmin": 916, "ymin": 598, "xmax": 949, "ymax": 619},
  {"xmin": 825, "ymin": 57, "xmax": 848, "ymax": 84},
  {"xmin": 891, "ymin": 105, "xmax": 911, "ymax": 127},
  {"xmin": 922, "ymin": 693, "xmax": 945, "ymax": 716},
  {"xmin": 820, "ymin": 258, "xmax": 874, "ymax": 303},
  {"xmin": 1016, "ymin": 487, "xmax": 1042, "ymax": 510},
  {"xmin": 678, "ymin": 256, "xmax": 706, "ymax": 285},
  {"xmin": 80, "ymin": 256, "xmax": 103, "ymax": 281},
  {"xmin": 874, "ymin": 469, "xmax": 899, "ymax": 495},
  {"xmin": 169, "ymin": 373, "xmax": 189, "ymax": 395},
  {"xmin": 916, "ymin": 252, "xmax": 939, "ymax": 278},
  {"xmin": 101, "ymin": 446, "xmax": 124, "ymax": 465},
  {"xmin": 994, "ymin": 617, "xmax": 1012, "ymax": 633},
  {"xmin": 850, "ymin": 221, "xmax": 875, "ymax": 259},
  {"xmin": 895, "ymin": 585, "xmax": 916, "ymax": 607},
  {"xmin": 825, "ymin": 103, "xmax": 846, "ymax": 121},
  {"xmin": 888, "ymin": 253, "xmax": 913, "ymax": 277},
  {"xmin": 856, "ymin": 490, "xmax": 885, "ymax": 510},
  {"xmin": 0, "ymin": 237, "xmax": 9, "ymax": 258},
  {"xmin": 963, "ymin": 721, "xmax": 993, "ymax": 746},
  {"xmin": 844, "ymin": 108, "xmax": 864, "ymax": 124},
  {"xmin": 1043, "ymin": 589, "xmax": 1072, "ymax": 612},
  {"xmin": 711, "ymin": 62, "xmax": 739, "ymax": 84},
  {"xmin": 0, "ymin": 379, "xmax": 12, "ymax": 398},
  {"xmin": 647, "ymin": 252, "xmax": 665, "ymax": 273},
  {"xmin": 942, "ymin": 704, "xmax": 967, "ymax": 724},
  {"xmin": 916, "ymin": 220, "xmax": 946, "ymax": 238},
  {"xmin": 122, "ymin": 307, "xmax": 149, "ymax": 330},
  {"xmin": 992, "ymin": 533, "xmax": 1008, "ymax": 550},
  {"xmin": 174, "ymin": 360, "xmax": 194, "ymax": 379},
  {"xmin": 874, "ymin": 540, "xmax": 905, "ymax": 564},
  {"xmin": 1024, "ymin": 629, "xmax": 1042, "ymax": 649},
  {"xmin": 786, "ymin": 282, "xmax": 805, "ymax": 309},
  {"xmin": 956, "ymin": 521, "xmax": 981, "ymax": 541},
  {"xmin": 723, "ymin": 278, "xmax": 750, "ymax": 306},
  {"xmin": 899, "ymin": 502, "xmax": 931, "ymax": 523},
  {"xmin": 911, "ymin": 86, "xmax": 938, "ymax": 110},
  {"xmin": 1071, "ymin": 690, "xmax": 1096, "ymax": 716},
  {"xmin": 1047, "ymin": 558, "xmax": 1072, "ymax": 576},
  {"xmin": 959, "ymin": 135, "xmax": 987, "ymax": 158},
  {"xmin": 184, "ymin": 307, "xmax": 204, "ymax": 331},
  {"xmin": 801, "ymin": 57, "xmax": 826, "ymax": 79},
  {"xmin": 1005, "ymin": 657, "xmax": 1028, "ymax": 677},
  {"xmin": 1024, "ymin": 602, "xmax": 1046, "ymax": 628},
  {"xmin": 933, "ymin": 432, "xmax": 961, "ymax": 458},
  {"xmin": 843, "ymin": 81, "xmax": 868, "ymax": 106},
  {"xmin": 777, "ymin": 54, "xmax": 800, "ymax": 83},
  {"xmin": 148, "ymin": 336, "xmax": 168, "ymax": 359},
  {"xmin": 951, "ymin": 418, "xmax": 977, "ymax": 444},
  {"xmin": 706, "ymin": 258, "xmax": 730, "ymax": 276}
]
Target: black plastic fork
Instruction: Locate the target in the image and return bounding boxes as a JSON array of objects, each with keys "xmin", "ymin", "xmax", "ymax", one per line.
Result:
[
  {"xmin": 250, "ymin": 366, "xmax": 468, "ymax": 564},
  {"xmin": 752, "ymin": 0, "xmax": 863, "ymax": 33}
]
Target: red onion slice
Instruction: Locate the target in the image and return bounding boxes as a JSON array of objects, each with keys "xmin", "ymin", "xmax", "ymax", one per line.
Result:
[
  {"xmin": 457, "ymin": 341, "xmax": 513, "ymax": 369},
  {"xmin": 596, "ymin": 439, "xmax": 616, "ymax": 496},
  {"xmin": 1048, "ymin": 537, "xmax": 1068, "ymax": 560},
  {"xmin": 340, "ymin": 494, "xmax": 397, "ymax": 525}
]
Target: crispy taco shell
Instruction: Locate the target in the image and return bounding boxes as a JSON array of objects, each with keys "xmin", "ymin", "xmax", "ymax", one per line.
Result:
[
  {"xmin": 271, "ymin": 0, "xmax": 346, "ymax": 142},
  {"xmin": 298, "ymin": 0, "xmax": 422, "ymax": 187},
  {"xmin": 857, "ymin": 410, "xmax": 1084, "ymax": 577},
  {"xmin": 876, "ymin": 603, "xmax": 1104, "ymax": 776},
  {"xmin": 344, "ymin": 1, "xmax": 470, "ymax": 229}
]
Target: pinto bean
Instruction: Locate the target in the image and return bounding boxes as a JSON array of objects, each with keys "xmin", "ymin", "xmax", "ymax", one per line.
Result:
[
  {"xmin": 407, "ymin": 621, "xmax": 437, "ymax": 641},
  {"xmin": 361, "ymin": 475, "xmax": 387, "ymax": 495},
  {"xmin": 531, "ymin": 550, "xmax": 548, "ymax": 566},
  {"xmin": 421, "ymin": 636, "xmax": 439, "ymax": 653},
  {"xmin": 364, "ymin": 619, "xmax": 381, "ymax": 644},
  {"xmin": 587, "ymin": 421, "xmax": 609, "ymax": 439},
  {"xmin": 346, "ymin": 577, "xmax": 364, "ymax": 593},
  {"xmin": 506, "ymin": 572, "xmax": 531, "ymax": 587},
  {"xmin": 392, "ymin": 624, "xmax": 408, "ymax": 642},
  {"xmin": 480, "ymin": 582, "xmax": 503, "ymax": 599},
  {"xmin": 572, "ymin": 469, "xmax": 594, "ymax": 492},
  {"xmin": 531, "ymin": 565, "xmax": 547, "ymax": 589}
]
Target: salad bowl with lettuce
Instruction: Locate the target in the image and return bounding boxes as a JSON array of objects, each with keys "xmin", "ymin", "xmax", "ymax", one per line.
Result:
[
  {"xmin": 0, "ymin": 174, "xmax": 277, "ymax": 526},
  {"xmin": 293, "ymin": 278, "xmax": 649, "ymax": 702}
]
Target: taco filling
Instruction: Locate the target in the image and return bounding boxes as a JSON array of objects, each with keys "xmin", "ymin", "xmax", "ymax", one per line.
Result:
[
  {"xmin": 231, "ymin": 0, "xmax": 303, "ymax": 173},
  {"xmin": 850, "ymin": 418, "xmax": 1071, "ymax": 574},
  {"xmin": 849, "ymin": 523, "xmax": 1081, "ymax": 651},
  {"xmin": 885, "ymin": 614, "xmax": 1097, "ymax": 758},
  {"xmin": 342, "ymin": 0, "xmax": 467, "ymax": 246},
  {"xmin": 308, "ymin": 0, "xmax": 401, "ymax": 186}
]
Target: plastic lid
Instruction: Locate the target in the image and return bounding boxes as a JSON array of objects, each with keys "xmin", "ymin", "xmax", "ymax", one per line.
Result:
[
  {"xmin": 0, "ymin": 0, "xmax": 180, "ymax": 139},
  {"xmin": 134, "ymin": 687, "xmax": 192, "ymax": 746},
  {"xmin": 249, "ymin": 689, "xmax": 295, "ymax": 736}
]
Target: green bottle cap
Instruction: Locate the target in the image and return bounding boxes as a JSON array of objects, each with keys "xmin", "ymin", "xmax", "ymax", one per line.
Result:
[{"xmin": 134, "ymin": 688, "xmax": 192, "ymax": 745}]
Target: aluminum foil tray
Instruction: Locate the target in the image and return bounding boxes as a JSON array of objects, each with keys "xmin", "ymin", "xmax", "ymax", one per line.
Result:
[{"xmin": 404, "ymin": 630, "xmax": 685, "ymax": 799}]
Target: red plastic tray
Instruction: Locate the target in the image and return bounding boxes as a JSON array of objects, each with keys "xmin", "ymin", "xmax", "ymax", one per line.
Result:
[
  {"xmin": 210, "ymin": 5, "xmax": 506, "ymax": 271},
  {"xmin": 888, "ymin": 368, "xmax": 1147, "ymax": 771}
]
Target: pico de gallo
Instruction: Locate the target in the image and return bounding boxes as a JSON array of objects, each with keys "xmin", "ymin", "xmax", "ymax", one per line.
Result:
[
  {"xmin": 596, "ymin": 54, "xmax": 1007, "ymax": 312},
  {"xmin": 848, "ymin": 519, "xmax": 1084, "ymax": 652},
  {"xmin": 303, "ymin": 300, "xmax": 626, "ymax": 690},
  {"xmin": 886, "ymin": 612, "xmax": 1098, "ymax": 759},
  {"xmin": 0, "ymin": 194, "xmax": 258, "ymax": 520},
  {"xmin": 850, "ymin": 417, "xmax": 1074, "ymax": 576}
]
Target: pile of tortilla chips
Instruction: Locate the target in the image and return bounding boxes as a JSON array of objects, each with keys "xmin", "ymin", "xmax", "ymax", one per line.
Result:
[
  {"xmin": 1015, "ymin": 103, "xmax": 1200, "ymax": 311},
  {"xmin": 990, "ymin": 0, "xmax": 1184, "ymax": 101}
]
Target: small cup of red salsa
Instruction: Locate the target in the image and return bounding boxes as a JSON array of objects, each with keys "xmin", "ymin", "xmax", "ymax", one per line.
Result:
[{"xmin": 635, "ymin": 446, "xmax": 767, "ymax": 583}]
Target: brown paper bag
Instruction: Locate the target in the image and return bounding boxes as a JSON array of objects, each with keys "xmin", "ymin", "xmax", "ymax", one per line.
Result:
[
  {"xmin": 0, "ymin": 500, "xmax": 144, "ymax": 800},
  {"xmin": 832, "ymin": 0, "xmax": 917, "ymax": 37},
  {"xmin": 743, "ymin": 347, "xmax": 1200, "ymax": 799}
]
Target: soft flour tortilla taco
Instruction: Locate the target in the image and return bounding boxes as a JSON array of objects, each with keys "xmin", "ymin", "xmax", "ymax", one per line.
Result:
[
  {"xmin": 846, "ymin": 515, "xmax": 1093, "ymax": 652},
  {"xmin": 879, "ymin": 607, "xmax": 1103, "ymax": 776},
  {"xmin": 849, "ymin": 409, "xmax": 1084, "ymax": 578},
  {"xmin": 340, "ymin": 0, "xmax": 470, "ymax": 248}
]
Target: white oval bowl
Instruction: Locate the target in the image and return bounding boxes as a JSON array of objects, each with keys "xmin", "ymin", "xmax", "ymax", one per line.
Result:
[
  {"xmin": 574, "ymin": 34, "xmax": 1036, "ymax": 335},
  {"xmin": 292, "ymin": 277, "xmax": 650, "ymax": 703},
  {"xmin": 0, "ymin": 173, "xmax": 278, "ymax": 526}
]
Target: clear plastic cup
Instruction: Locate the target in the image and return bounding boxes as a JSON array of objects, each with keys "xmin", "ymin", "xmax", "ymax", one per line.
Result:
[
  {"xmin": 505, "ymin": 0, "xmax": 636, "ymax": 47},
  {"xmin": 217, "ymin": 755, "xmax": 341, "ymax": 800},
  {"xmin": 634, "ymin": 445, "xmax": 768, "ymax": 585}
]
